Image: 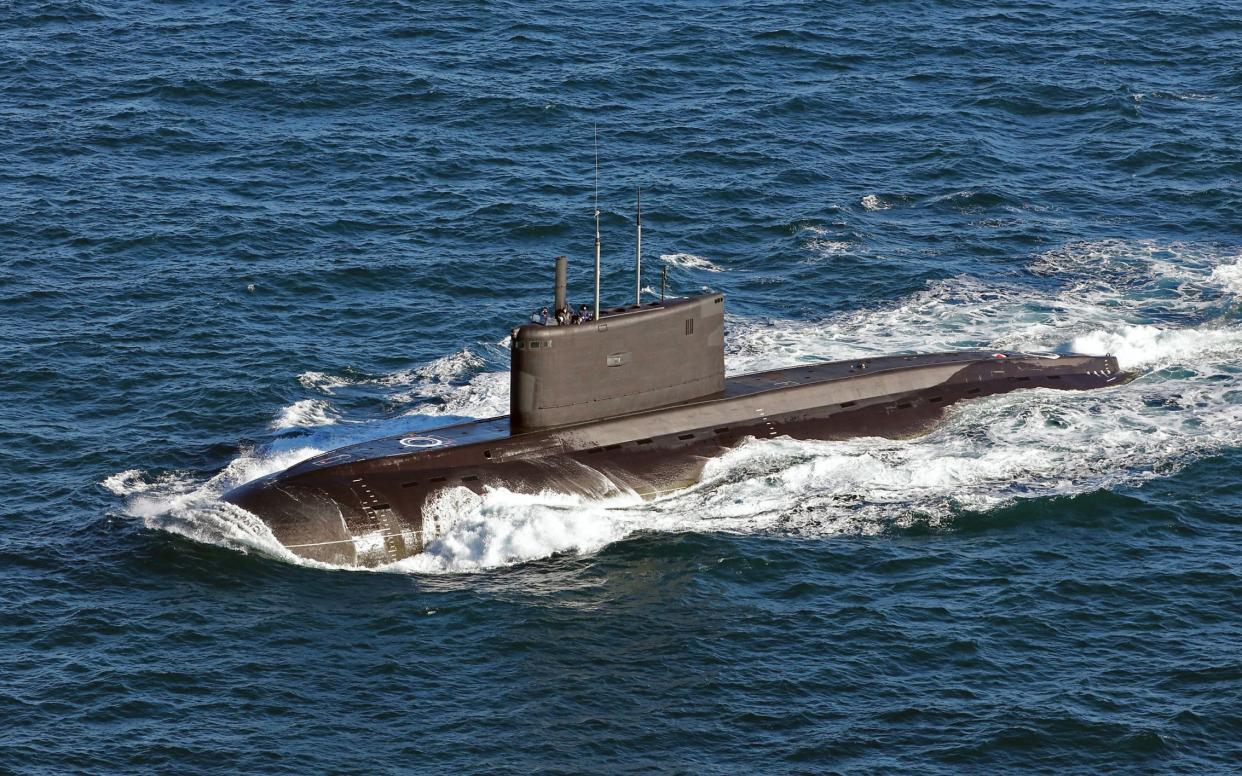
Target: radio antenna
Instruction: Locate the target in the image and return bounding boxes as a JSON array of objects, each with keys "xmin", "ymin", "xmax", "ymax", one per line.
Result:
[
  {"xmin": 593, "ymin": 125, "xmax": 601, "ymax": 322},
  {"xmin": 635, "ymin": 188, "xmax": 642, "ymax": 305}
]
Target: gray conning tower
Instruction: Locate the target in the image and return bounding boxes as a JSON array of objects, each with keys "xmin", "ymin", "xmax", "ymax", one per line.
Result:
[{"xmin": 511, "ymin": 257, "xmax": 725, "ymax": 431}]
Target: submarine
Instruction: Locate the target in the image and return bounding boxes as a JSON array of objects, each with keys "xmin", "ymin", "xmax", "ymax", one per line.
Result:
[{"xmin": 224, "ymin": 201, "xmax": 1125, "ymax": 566}]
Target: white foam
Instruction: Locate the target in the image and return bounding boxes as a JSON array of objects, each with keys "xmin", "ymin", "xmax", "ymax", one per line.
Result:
[
  {"xmin": 292, "ymin": 349, "xmax": 508, "ymax": 422},
  {"xmin": 651, "ymin": 377, "xmax": 1242, "ymax": 533},
  {"xmin": 271, "ymin": 399, "xmax": 338, "ymax": 430},
  {"xmin": 113, "ymin": 238, "xmax": 1242, "ymax": 574},
  {"xmin": 1210, "ymin": 258, "xmax": 1242, "ymax": 293},
  {"xmin": 799, "ymin": 226, "xmax": 855, "ymax": 257},
  {"xmin": 861, "ymin": 194, "xmax": 890, "ymax": 211},
  {"xmin": 809, "ymin": 240, "xmax": 853, "ymax": 255},
  {"xmin": 660, "ymin": 253, "xmax": 724, "ymax": 272},
  {"xmin": 391, "ymin": 367, "xmax": 510, "ymax": 419},
  {"xmin": 394, "ymin": 487, "xmax": 635, "ymax": 573},
  {"xmin": 1133, "ymin": 91, "xmax": 1214, "ymax": 103},
  {"xmin": 102, "ymin": 468, "xmax": 157, "ymax": 496},
  {"xmin": 367, "ymin": 348, "xmax": 510, "ymax": 418},
  {"xmin": 111, "ymin": 444, "xmax": 330, "ymax": 564},
  {"xmin": 381, "ymin": 348, "xmax": 485, "ymax": 387},
  {"xmin": 1072, "ymin": 325, "xmax": 1242, "ymax": 371},
  {"xmin": 297, "ymin": 371, "xmax": 353, "ymax": 394}
]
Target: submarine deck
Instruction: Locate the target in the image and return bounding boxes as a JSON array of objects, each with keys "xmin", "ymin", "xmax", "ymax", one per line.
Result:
[
  {"xmin": 719, "ymin": 350, "xmax": 1010, "ymax": 397},
  {"xmin": 284, "ymin": 350, "xmax": 1026, "ymax": 477}
]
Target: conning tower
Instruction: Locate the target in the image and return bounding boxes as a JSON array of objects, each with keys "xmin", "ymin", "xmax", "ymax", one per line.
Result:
[
  {"xmin": 512, "ymin": 158, "xmax": 724, "ymax": 431},
  {"xmin": 510, "ymin": 266, "xmax": 724, "ymax": 431}
]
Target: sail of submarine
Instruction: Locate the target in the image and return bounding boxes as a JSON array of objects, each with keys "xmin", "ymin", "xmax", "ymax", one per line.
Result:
[{"xmin": 223, "ymin": 191, "xmax": 1127, "ymax": 567}]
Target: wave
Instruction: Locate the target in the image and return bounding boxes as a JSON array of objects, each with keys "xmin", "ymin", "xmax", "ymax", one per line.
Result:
[
  {"xmin": 801, "ymin": 225, "xmax": 855, "ymax": 256},
  {"xmin": 271, "ymin": 399, "xmax": 339, "ymax": 430},
  {"xmin": 660, "ymin": 253, "xmax": 724, "ymax": 272},
  {"xmin": 297, "ymin": 370, "xmax": 353, "ymax": 394},
  {"xmin": 1210, "ymin": 260, "xmax": 1242, "ymax": 293},
  {"xmin": 105, "ymin": 445, "xmax": 328, "ymax": 565},
  {"xmin": 108, "ymin": 239, "xmax": 1242, "ymax": 573}
]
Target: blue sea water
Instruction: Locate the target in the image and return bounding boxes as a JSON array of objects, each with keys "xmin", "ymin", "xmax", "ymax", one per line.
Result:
[{"xmin": 3, "ymin": 0, "xmax": 1242, "ymax": 771}]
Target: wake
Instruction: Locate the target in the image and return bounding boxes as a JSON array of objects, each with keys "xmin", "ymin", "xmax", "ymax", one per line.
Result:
[{"xmin": 105, "ymin": 239, "xmax": 1242, "ymax": 573}]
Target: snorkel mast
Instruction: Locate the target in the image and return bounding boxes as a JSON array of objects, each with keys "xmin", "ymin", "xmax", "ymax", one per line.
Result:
[
  {"xmin": 593, "ymin": 125, "xmax": 601, "ymax": 322},
  {"xmin": 635, "ymin": 188, "xmax": 642, "ymax": 305}
]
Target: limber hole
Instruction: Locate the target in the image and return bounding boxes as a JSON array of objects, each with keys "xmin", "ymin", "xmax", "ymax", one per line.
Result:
[
  {"xmin": 401, "ymin": 481, "xmax": 419, "ymax": 488},
  {"xmin": 840, "ymin": 401, "xmax": 856, "ymax": 408},
  {"xmin": 714, "ymin": 427, "xmax": 730, "ymax": 434},
  {"xmin": 678, "ymin": 433, "xmax": 695, "ymax": 440},
  {"xmin": 929, "ymin": 396, "xmax": 943, "ymax": 403},
  {"xmin": 636, "ymin": 438, "xmax": 653, "ymax": 445},
  {"xmin": 604, "ymin": 444, "xmax": 621, "ymax": 451},
  {"xmin": 897, "ymin": 402, "xmax": 912, "ymax": 409},
  {"xmin": 967, "ymin": 387, "xmax": 981, "ymax": 394},
  {"xmin": 462, "ymin": 475, "xmax": 479, "ymax": 483},
  {"xmin": 430, "ymin": 476, "xmax": 447, "ymax": 483}
]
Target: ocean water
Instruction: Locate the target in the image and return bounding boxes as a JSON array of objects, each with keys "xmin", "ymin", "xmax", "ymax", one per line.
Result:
[{"xmin": 3, "ymin": 0, "xmax": 1241, "ymax": 771}]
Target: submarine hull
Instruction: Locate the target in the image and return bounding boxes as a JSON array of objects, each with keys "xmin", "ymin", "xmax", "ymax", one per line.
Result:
[{"xmin": 223, "ymin": 351, "xmax": 1126, "ymax": 567}]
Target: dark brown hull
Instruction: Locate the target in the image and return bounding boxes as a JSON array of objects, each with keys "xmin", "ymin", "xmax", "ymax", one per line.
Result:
[{"xmin": 223, "ymin": 351, "xmax": 1126, "ymax": 566}]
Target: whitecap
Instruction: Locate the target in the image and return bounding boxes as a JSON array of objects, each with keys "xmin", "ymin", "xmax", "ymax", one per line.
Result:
[
  {"xmin": 297, "ymin": 370, "xmax": 353, "ymax": 394},
  {"xmin": 660, "ymin": 253, "xmax": 724, "ymax": 272},
  {"xmin": 270, "ymin": 399, "xmax": 339, "ymax": 430},
  {"xmin": 1209, "ymin": 258, "xmax": 1242, "ymax": 293}
]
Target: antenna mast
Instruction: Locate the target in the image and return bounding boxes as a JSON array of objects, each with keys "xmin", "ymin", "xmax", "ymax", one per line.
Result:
[
  {"xmin": 635, "ymin": 189, "xmax": 642, "ymax": 305},
  {"xmin": 593, "ymin": 125, "xmax": 601, "ymax": 322}
]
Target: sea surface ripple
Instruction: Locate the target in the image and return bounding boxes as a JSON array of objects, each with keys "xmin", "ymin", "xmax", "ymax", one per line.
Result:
[{"xmin": 2, "ymin": 1, "xmax": 1241, "ymax": 772}]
